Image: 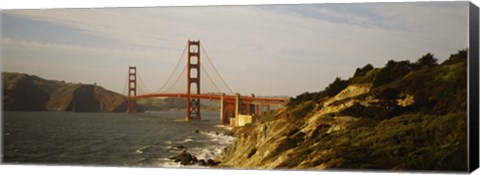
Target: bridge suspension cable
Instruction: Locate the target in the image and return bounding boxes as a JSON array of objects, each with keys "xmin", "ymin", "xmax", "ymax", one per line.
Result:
[
  {"xmin": 200, "ymin": 45, "xmax": 235, "ymax": 95},
  {"xmin": 127, "ymin": 42, "xmax": 236, "ymax": 95},
  {"xmin": 155, "ymin": 44, "xmax": 188, "ymax": 93},
  {"xmin": 164, "ymin": 64, "xmax": 187, "ymax": 93},
  {"xmin": 136, "ymin": 70, "xmax": 154, "ymax": 95},
  {"xmin": 200, "ymin": 63, "xmax": 222, "ymax": 94}
]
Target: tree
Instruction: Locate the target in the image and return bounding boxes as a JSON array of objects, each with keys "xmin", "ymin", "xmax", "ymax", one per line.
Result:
[
  {"xmin": 415, "ymin": 53, "xmax": 438, "ymax": 69},
  {"xmin": 373, "ymin": 60, "xmax": 412, "ymax": 87},
  {"xmin": 323, "ymin": 77, "xmax": 349, "ymax": 98},
  {"xmin": 353, "ymin": 64, "xmax": 374, "ymax": 78}
]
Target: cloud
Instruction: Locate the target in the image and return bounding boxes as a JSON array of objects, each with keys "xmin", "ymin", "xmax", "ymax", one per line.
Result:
[
  {"xmin": 1, "ymin": 38, "xmax": 176, "ymax": 94},
  {"xmin": 3, "ymin": 2, "xmax": 469, "ymax": 96}
]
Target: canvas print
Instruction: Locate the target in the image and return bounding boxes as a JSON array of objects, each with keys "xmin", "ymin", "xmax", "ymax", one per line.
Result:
[{"xmin": 1, "ymin": 1, "xmax": 477, "ymax": 172}]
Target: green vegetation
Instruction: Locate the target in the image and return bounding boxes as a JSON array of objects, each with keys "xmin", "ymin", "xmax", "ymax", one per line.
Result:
[
  {"xmin": 289, "ymin": 50, "xmax": 467, "ymax": 119},
  {"xmin": 136, "ymin": 98, "xmax": 186, "ymax": 111},
  {"xmin": 136, "ymin": 98, "xmax": 220, "ymax": 111},
  {"xmin": 219, "ymin": 49, "xmax": 468, "ymax": 171},
  {"xmin": 288, "ymin": 77, "xmax": 348, "ymax": 108},
  {"xmin": 278, "ymin": 112, "xmax": 466, "ymax": 170}
]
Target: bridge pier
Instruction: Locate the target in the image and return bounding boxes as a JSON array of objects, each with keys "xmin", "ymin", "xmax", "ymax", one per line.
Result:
[
  {"xmin": 219, "ymin": 93, "xmax": 237, "ymax": 125},
  {"xmin": 220, "ymin": 93, "xmax": 224, "ymax": 124},
  {"xmin": 235, "ymin": 93, "xmax": 241, "ymax": 119},
  {"xmin": 127, "ymin": 99, "xmax": 136, "ymax": 113},
  {"xmin": 219, "ymin": 93, "xmax": 279, "ymax": 125},
  {"xmin": 255, "ymin": 104, "xmax": 262, "ymax": 115}
]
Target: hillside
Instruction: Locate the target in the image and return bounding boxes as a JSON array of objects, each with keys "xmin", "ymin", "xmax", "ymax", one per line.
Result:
[
  {"xmin": 217, "ymin": 50, "xmax": 468, "ymax": 171},
  {"xmin": 136, "ymin": 98, "xmax": 220, "ymax": 112},
  {"xmin": 2, "ymin": 72, "xmax": 128, "ymax": 112}
]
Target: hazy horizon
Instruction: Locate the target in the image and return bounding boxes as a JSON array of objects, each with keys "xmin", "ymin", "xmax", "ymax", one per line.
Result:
[{"xmin": 1, "ymin": 2, "xmax": 469, "ymax": 97}]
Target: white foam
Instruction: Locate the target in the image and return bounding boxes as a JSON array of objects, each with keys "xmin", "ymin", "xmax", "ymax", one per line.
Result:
[
  {"xmin": 214, "ymin": 125, "xmax": 233, "ymax": 131},
  {"xmin": 189, "ymin": 130, "xmax": 236, "ymax": 161},
  {"xmin": 135, "ymin": 145, "xmax": 153, "ymax": 155},
  {"xmin": 154, "ymin": 158, "xmax": 181, "ymax": 168},
  {"xmin": 199, "ymin": 130, "xmax": 236, "ymax": 145},
  {"xmin": 153, "ymin": 130, "xmax": 236, "ymax": 168},
  {"xmin": 177, "ymin": 138, "xmax": 194, "ymax": 144}
]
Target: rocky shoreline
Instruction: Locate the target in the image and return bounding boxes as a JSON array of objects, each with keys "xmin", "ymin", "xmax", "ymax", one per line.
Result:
[
  {"xmin": 211, "ymin": 50, "xmax": 468, "ymax": 171},
  {"xmin": 169, "ymin": 150, "xmax": 220, "ymax": 166},
  {"xmin": 167, "ymin": 129, "xmax": 234, "ymax": 167}
]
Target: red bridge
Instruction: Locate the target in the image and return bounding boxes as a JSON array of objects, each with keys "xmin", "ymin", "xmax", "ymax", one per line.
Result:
[{"xmin": 126, "ymin": 40, "xmax": 289, "ymax": 125}]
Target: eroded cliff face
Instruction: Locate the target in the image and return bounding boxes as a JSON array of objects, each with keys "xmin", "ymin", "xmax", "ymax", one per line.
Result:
[
  {"xmin": 217, "ymin": 50, "xmax": 468, "ymax": 171},
  {"xmin": 218, "ymin": 84, "xmax": 375, "ymax": 169},
  {"xmin": 3, "ymin": 72, "xmax": 128, "ymax": 112},
  {"xmin": 217, "ymin": 84, "xmax": 466, "ymax": 171}
]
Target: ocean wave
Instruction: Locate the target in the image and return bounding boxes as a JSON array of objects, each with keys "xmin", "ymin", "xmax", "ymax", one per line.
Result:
[
  {"xmin": 135, "ymin": 145, "xmax": 153, "ymax": 154},
  {"xmin": 199, "ymin": 130, "xmax": 236, "ymax": 145},
  {"xmin": 153, "ymin": 157, "xmax": 208, "ymax": 168},
  {"xmin": 135, "ymin": 145, "xmax": 165, "ymax": 155},
  {"xmin": 188, "ymin": 130, "xmax": 236, "ymax": 161},
  {"xmin": 153, "ymin": 129, "xmax": 236, "ymax": 167},
  {"xmin": 154, "ymin": 158, "xmax": 182, "ymax": 168},
  {"xmin": 176, "ymin": 138, "xmax": 195, "ymax": 144}
]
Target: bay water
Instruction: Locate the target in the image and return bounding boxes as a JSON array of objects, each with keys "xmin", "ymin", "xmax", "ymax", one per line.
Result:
[{"xmin": 3, "ymin": 111, "xmax": 234, "ymax": 167}]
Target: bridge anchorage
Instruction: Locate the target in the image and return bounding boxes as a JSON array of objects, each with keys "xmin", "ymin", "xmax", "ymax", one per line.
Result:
[{"xmin": 126, "ymin": 40, "xmax": 289, "ymax": 126}]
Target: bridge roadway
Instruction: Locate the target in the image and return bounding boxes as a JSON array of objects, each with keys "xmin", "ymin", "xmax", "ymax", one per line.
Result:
[
  {"xmin": 126, "ymin": 40, "xmax": 289, "ymax": 125},
  {"xmin": 129, "ymin": 93, "xmax": 289, "ymax": 105},
  {"xmin": 129, "ymin": 93, "xmax": 289, "ymax": 125}
]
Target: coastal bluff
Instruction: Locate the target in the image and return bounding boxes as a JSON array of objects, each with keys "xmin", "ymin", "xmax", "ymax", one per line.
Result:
[
  {"xmin": 216, "ymin": 50, "xmax": 468, "ymax": 171},
  {"xmin": 3, "ymin": 72, "xmax": 128, "ymax": 112}
]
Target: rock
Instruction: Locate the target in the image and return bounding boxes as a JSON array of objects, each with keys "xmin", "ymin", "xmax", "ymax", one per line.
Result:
[
  {"xmin": 169, "ymin": 150, "xmax": 197, "ymax": 165},
  {"xmin": 168, "ymin": 150, "xmax": 220, "ymax": 166},
  {"xmin": 198, "ymin": 159, "xmax": 207, "ymax": 166},
  {"xmin": 194, "ymin": 130, "xmax": 200, "ymax": 133},
  {"xmin": 192, "ymin": 157, "xmax": 198, "ymax": 164},
  {"xmin": 206, "ymin": 159, "xmax": 220, "ymax": 166}
]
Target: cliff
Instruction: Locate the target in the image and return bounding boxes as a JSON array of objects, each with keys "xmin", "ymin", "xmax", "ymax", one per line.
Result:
[
  {"xmin": 217, "ymin": 50, "xmax": 468, "ymax": 171},
  {"xmin": 2, "ymin": 72, "xmax": 128, "ymax": 112}
]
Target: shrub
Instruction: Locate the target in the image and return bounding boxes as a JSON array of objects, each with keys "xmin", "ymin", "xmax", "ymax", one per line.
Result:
[
  {"xmin": 413, "ymin": 53, "xmax": 438, "ymax": 69},
  {"xmin": 372, "ymin": 60, "xmax": 412, "ymax": 87},
  {"xmin": 353, "ymin": 64, "xmax": 374, "ymax": 78}
]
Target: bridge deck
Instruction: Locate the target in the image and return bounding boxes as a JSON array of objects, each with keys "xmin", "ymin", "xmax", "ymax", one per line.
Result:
[{"xmin": 129, "ymin": 93, "xmax": 289, "ymax": 105}]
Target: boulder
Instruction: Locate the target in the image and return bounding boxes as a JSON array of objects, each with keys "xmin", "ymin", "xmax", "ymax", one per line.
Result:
[
  {"xmin": 169, "ymin": 150, "xmax": 197, "ymax": 165},
  {"xmin": 206, "ymin": 159, "xmax": 220, "ymax": 166}
]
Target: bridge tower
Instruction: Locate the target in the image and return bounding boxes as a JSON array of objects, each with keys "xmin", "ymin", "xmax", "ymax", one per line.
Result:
[
  {"xmin": 127, "ymin": 66, "xmax": 137, "ymax": 112},
  {"xmin": 186, "ymin": 40, "xmax": 201, "ymax": 120}
]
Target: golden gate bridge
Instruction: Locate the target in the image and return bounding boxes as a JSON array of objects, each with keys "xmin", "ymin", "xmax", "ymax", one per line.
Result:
[{"xmin": 124, "ymin": 40, "xmax": 288, "ymax": 125}]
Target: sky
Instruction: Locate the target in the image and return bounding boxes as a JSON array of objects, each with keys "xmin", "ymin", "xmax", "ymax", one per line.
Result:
[{"xmin": 0, "ymin": 1, "xmax": 470, "ymax": 97}]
